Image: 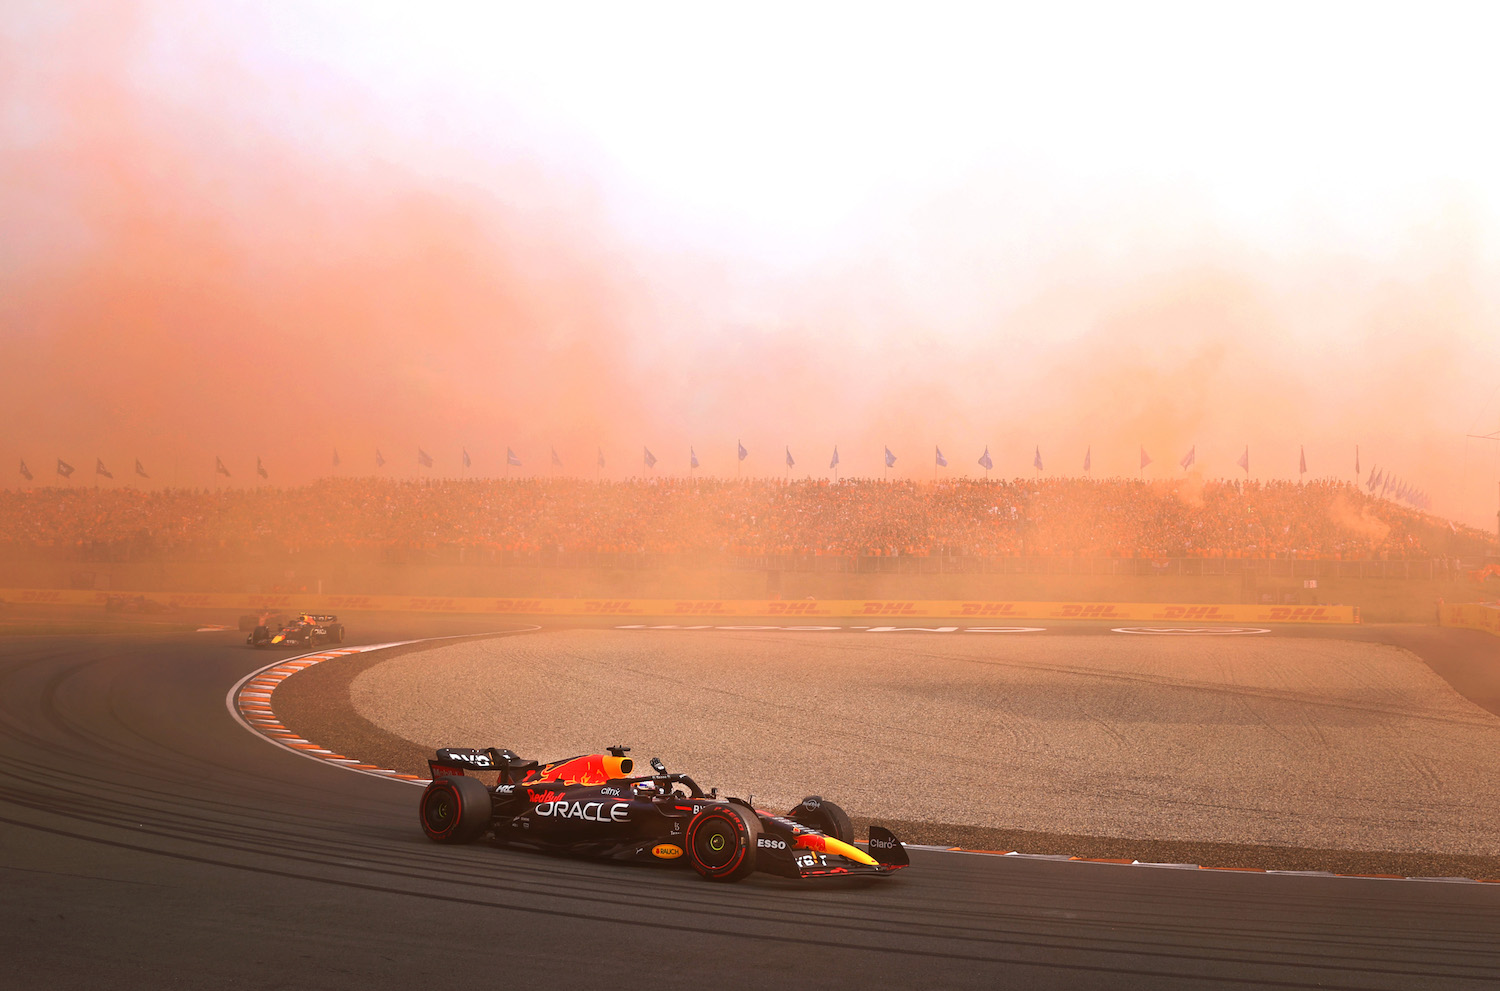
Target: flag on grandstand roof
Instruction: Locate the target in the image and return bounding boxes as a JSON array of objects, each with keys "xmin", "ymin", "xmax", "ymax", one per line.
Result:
[
  {"xmin": 1355, "ymin": 445, "xmax": 1360, "ymax": 475},
  {"xmin": 95, "ymin": 458, "xmax": 112, "ymax": 479},
  {"xmin": 1299, "ymin": 445, "xmax": 1307, "ymax": 476},
  {"xmin": 19, "ymin": 459, "xmax": 32, "ymax": 481},
  {"xmin": 551, "ymin": 447, "xmax": 563, "ymax": 467},
  {"xmin": 332, "ymin": 449, "xmax": 341, "ymax": 468},
  {"xmin": 885, "ymin": 446, "xmax": 896, "ymax": 468},
  {"xmin": 978, "ymin": 446, "xmax": 992, "ymax": 471},
  {"xmin": 830, "ymin": 446, "xmax": 840, "ymax": 470},
  {"xmin": 463, "ymin": 448, "xmax": 471, "ymax": 469},
  {"xmin": 1033, "ymin": 446, "xmax": 1043, "ymax": 471},
  {"xmin": 418, "ymin": 448, "xmax": 433, "ymax": 468},
  {"xmin": 215, "ymin": 456, "xmax": 230, "ymax": 477},
  {"xmin": 597, "ymin": 447, "xmax": 605, "ymax": 468},
  {"xmin": 690, "ymin": 447, "xmax": 699, "ymax": 469},
  {"xmin": 507, "ymin": 447, "xmax": 521, "ymax": 467},
  {"xmin": 376, "ymin": 449, "xmax": 385, "ymax": 468},
  {"xmin": 1179, "ymin": 446, "xmax": 1195, "ymax": 470},
  {"xmin": 1237, "ymin": 446, "xmax": 1249, "ymax": 474},
  {"xmin": 643, "ymin": 446, "xmax": 657, "ymax": 469},
  {"xmin": 1139, "ymin": 446, "xmax": 1151, "ymax": 469},
  {"xmin": 1365, "ymin": 464, "xmax": 1376, "ymax": 489},
  {"xmin": 935, "ymin": 446, "xmax": 947, "ymax": 468},
  {"xmin": 1370, "ymin": 467, "xmax": 1383, "ymax": 490},
  {"xmin": 1083, "ymin": 446, "xmax": 1091, "ymax": 472},
  {"xmin": 57, "ymin": 458, "xmax": 74, "ymax": 478},
  {"xmin": 135, "ymin": 459, "xmax": 148, "ymax": 478},
  {"xmin": 785, "ymin": 446, "xmax": 795, "ymax": 468},
  {"xmin": 256, "ymin": 456, "xmax": 268, "ymax": 480},
  {"xmin": 737, "ymin": 440, "xmax": 748, "ymax": 462}
]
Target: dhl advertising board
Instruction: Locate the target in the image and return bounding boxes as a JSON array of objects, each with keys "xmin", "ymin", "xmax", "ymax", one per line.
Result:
[
  {"xmin": 0, "ymin": 588, "xmax": 1359, "ymax": 623},
  {"xmin": 1440, "ymin": 602, "xmax": 1500, "ymax": 636}
]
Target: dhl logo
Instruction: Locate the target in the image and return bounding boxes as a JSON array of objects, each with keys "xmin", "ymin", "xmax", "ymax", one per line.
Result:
[
  {"xmin": 860, "ymin": 602, "xmax": 921, "ymax": 615},
  {"xmin": 325, "ymin": 596, "xmax": 375, "ymax": 608},
  {"xmin": 1267, "ymin": 607, "xmax": 1330, "ymax": 621},
  {"xmin": 492, "ymin": 599, "xmax": 545, "ymax": 612},
  {"xmin": 406, "ymin": 598, "xmax": 457, "ymax": 610},
  {"xmin": 167, "ymin": 594, "xmax": 215, "ymax": 607},
  {"xmin": 1159, "ymin": 606, "xmax": 1225, "ymax": 619},
  {"xmin": 1059, "ymin": 604, "xmax": 1122, "ymax": 618},
  {"xmin": 672, "ymin": 601, "xmax": 733, "ymax": 614},
  {"xmin": 583, "ymin": 601, "xmax": 638, "ymax": 613},
  {"xmin": 247, "ymin": 596, "xmax": 294, "ymax": 607},
  {"xmin": 766, "ymin": 602, "xmax": 828, "ymax": 615},
  {"xmin": 958, "ymin": 603, "xmax": 1019, "ymax": 616},
  {"xmin": 17, "ymin": 590, "xmax": 66, "ymax": 602}
]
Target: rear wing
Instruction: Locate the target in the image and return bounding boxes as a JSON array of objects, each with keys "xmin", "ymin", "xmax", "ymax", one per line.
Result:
[{"xmin": 428, "ymin": 747, "xmax": 539, "ymax": 784}]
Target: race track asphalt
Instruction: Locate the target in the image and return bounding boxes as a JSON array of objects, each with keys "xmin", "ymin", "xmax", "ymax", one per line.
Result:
[{"xmin": 2, "ymin": 620, "xmax": 1499, "ymax": 990}]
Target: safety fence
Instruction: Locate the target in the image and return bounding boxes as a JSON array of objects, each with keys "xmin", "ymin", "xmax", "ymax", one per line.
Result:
[{"xmin": 0, "ymin": 587, "xmax": 1359, "ymax": 623}]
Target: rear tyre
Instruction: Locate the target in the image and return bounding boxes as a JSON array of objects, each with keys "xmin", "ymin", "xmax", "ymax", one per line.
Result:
[
  {"xmin": 788, "ymin": 796, "xmax": 853, "ymax": 844},
  {"xmin": 686, "ymin": 804, "xmax": 760, "ymax": 881},
  {"xmin": 420, "ymin": 775, "xmax": 492, "ymax": 844},
  {"xmin": 333, "ymin": 624, "xmax": 345, "ymax": 644}
]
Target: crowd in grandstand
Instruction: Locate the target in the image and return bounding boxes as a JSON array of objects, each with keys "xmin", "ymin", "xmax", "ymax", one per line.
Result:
[{"xmin": 0, "ymin": 477, "xmax": 1490, "ymax": 562}]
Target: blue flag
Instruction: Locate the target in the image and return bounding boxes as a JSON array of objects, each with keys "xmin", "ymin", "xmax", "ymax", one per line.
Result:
[
  {"xmin": 935, "ymin": 446, "xmax": 947, "ymax": 468},
  {"xmin": 1083, "ymin": 446, "xmax": 1091, "ymax": 472},
  {"xmin": 96, "ymin": 458, "xmax": 113, "ymax": 479},
  {"xmin": 643, "ymin": 446, "xmax": 657, "ymax": 469},
  {"xmin": 507, "ymin": 447, "xmax": 521, "ymax": 466},
  {"xmin": 1033, "ymin": 446, "xmax": 1043, "ymax": 471},
  {"xmin": 829, "ymin": 446, "xmax": 839, "ymax": 470},
  {"xmin": 884, "ymin": 446, "xmax": 896, "ymax": 468},
  {"xmin": 135, "ymin": 459, "xmax": 148, "ymax": 478},
  {"xmin": 785, "ymin": 446, "xmax": 795, "ymax": 468},
  {"xmin": 690, "ymin": 447, "xmax": 699, "ymax": 469},
  {"xmin": 978, "ymin": 446, "xmax": 992, "ymax": 471},
  {"xmin": 737, "ymin": 440, "xmax": 748, "ymax": 462},
  {"xmin": 463, "ymin": 448, "xmax": 471, "ymax": 469},
  {"xmin": 418, "ymin": 448, "xmax": 433, "ymax": 468},
  {"xmin": 19, "ymin": 459, "xmax": 32, "ymax": 481},
  {"xmin": 215, "ymin": 456, "xmax": 231, "ymax": 477},
  {"xmin": 57, "ymin": 458, "xmax": 74, "ymax": 478},
  {"xmin": 376, "ymin": 448, "xmax": 386, "ymax": 468}
]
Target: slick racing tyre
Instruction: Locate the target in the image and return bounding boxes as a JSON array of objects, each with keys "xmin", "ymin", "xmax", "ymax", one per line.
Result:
[
  {"xmin": 420, "ymin": 775, "xmax": 492, "ymax": 844},
  {"xmin": 331, "ymin": 624, "xmax": 345, "ymax": 644},
  {"xmin": 686, "ymin": 804, "xmax": 761, "ymax": 882},
  {"xmin": 788, "ymin": 796, "xmax": 853, "ymax": 844}
]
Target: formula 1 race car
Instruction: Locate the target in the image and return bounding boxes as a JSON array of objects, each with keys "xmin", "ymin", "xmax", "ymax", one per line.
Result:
[
  {"xmin": 417, "ymin": 745, "xmax": 909, "ymax": 882},
  {"xmin": 246, "ymin": 613, "xmax": 345, "ymax": 649}
]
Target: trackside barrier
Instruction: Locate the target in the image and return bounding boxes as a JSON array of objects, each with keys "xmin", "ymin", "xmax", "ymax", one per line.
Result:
[
  {"xmin": 0, "ymin": 588, "xmax": 1360, "ymax": 623},
  {"xmin": 1440, "ymin": 602, "xmax": 1500, "ymax": 637}
]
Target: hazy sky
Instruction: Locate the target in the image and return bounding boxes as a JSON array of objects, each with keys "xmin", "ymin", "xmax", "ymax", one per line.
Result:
[{"xmin": 3, "ymin": 2, "xmax": 1500, "ymax": 525}]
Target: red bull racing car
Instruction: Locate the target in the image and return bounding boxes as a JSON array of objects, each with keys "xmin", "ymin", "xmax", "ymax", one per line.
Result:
[
  {"xmin": 418, "ymin": 745, "xmax": 908, "ymax": 882},
  {"xmin": 246, "ymin": 613, "xmax": 345, "ymax": 649}
]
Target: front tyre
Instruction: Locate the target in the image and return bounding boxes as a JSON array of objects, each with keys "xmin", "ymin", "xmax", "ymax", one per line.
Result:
[
  {"xmin": 788, "ymin": 796, "xmax": 854, "ymax": 844},
  {"xmin": 420, "ymin": 775, "xmax": 492, "ymax": 844},
  {"xmin": 686, "ymin": 804, "xmax": 760, "ymax": 881}
]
